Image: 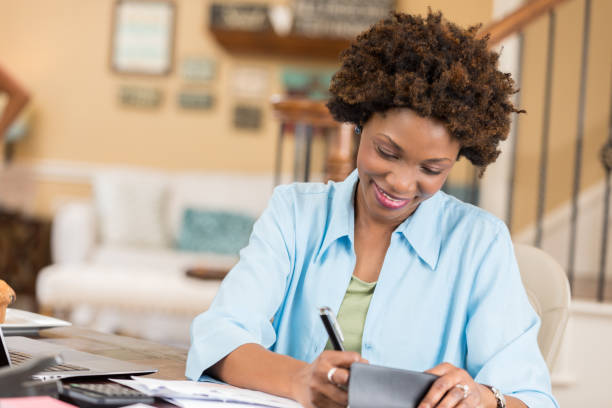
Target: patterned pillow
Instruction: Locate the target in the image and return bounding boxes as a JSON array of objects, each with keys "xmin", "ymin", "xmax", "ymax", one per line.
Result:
[{"xmin": 177, "ymin": 208, "xmax": 255, "ymax": 255}]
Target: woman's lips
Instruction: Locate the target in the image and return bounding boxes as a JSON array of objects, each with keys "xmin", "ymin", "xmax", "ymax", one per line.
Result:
[{"xmin": 372, "ymin": 182, "xmax": 411, "ymax": 209}]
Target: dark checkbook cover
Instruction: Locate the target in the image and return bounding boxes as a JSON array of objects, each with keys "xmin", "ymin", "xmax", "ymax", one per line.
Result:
[{"xmin": 348, "ymin": 362, "xmax": 438, "ymax": 408}]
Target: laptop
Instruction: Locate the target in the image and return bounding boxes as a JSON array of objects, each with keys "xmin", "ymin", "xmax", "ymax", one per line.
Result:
[{"xmin": 0, "ymin": 328, "xmax": 157, "ymax": 381}]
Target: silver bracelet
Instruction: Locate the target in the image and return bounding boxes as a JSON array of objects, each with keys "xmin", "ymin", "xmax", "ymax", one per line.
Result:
[{"xmin": 484, "ymin": 385, "xmax": 506, "ymax": 408}]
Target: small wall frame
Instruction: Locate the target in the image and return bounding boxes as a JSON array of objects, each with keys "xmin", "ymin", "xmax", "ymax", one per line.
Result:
[{"xmin": 110, "ymin": 0, "xmax": 176, "ymax": 75}]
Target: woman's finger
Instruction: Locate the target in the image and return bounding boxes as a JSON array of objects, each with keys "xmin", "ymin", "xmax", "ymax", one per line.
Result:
[
  {"xmin": 418, "ymin": 374, "xmax": 458, "ymax": 408},
  {"xmin": 311, "ymin": 385, "xmax": 347, "ymax": 408},
  {"xmin": 434, "ymin": 384, "xmax": 469, "ymax": 408},
  {"xmin": 425, "ymin": 361, "xmax": 455, "ymax": 376},
  {"xmin": 321, "ymin": 350, "xmax": 362, "ymax": 368},
  {"xmin": 456, "ymin": 392, "xmax": 480, "ymax": 408},
  {"xmin": 324, "ymin": 366, "xmax": 350, "ymax": 387},
  {"xmin": 418, "ymin": 364, "xmax": 471, "ymax": 408},
  {"xmin": 320, "ymin": 382, "xmax": 349, "ymax": 406}
]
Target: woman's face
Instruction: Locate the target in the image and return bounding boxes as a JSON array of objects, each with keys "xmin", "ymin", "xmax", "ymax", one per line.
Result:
[{"xmin": 356, "ymin": 108, "xmax": 461, "ymax": 228}]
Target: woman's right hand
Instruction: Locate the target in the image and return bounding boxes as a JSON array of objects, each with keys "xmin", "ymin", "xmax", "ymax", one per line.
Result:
[{"xmin": 289, "ymin": 350, "xmax": 367, "ymax": 408}]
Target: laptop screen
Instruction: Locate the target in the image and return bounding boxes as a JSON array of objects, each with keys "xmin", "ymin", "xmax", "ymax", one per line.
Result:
[{"xmin": 0, "ymin": 328, "xmax": 11, "ymax": 368}]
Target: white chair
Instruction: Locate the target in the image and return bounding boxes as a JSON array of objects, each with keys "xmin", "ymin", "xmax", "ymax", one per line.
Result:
[{"xmin": 514, "ymin": 243, "xmax": 571, "ymax": 371}]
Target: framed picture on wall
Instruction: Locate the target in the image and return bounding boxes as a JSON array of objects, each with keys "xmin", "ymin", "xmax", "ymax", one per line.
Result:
[{"xmin": 110, "ymin": 0, "xmax": 176, "ymax": 75}]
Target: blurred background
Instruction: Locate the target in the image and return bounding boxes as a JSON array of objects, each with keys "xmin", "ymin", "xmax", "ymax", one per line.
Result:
[{"xmin": 0, "ymin": 0, "xmax": 611, "ymax": 406}]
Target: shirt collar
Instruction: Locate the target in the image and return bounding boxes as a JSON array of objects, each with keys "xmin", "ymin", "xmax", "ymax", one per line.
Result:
[
  {"xmin": 315, "ymin": 170, "xmax": 358, "ymax": 261},
  {"xmin": 395, "ymin": 192, "xmax": 444, "ymax": 270},
  {"xmin": 315, "ymin": 169, "xmax": 444, "ymax": 270}
]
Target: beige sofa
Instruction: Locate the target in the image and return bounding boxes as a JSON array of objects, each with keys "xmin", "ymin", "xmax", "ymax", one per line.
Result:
[{"xmin": 36, "ymin": 168, "xmax": 273, "ymax": 346}]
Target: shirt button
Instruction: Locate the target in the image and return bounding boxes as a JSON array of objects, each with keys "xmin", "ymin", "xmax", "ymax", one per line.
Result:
[{"xmin": 363, "ymin": 343, "xmax": 373, "ymax": 350}]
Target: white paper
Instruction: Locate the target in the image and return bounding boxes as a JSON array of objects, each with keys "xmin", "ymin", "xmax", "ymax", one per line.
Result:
[{"xmin": 111, "ymin": 377, "xmax": 302, "ymax": 408}]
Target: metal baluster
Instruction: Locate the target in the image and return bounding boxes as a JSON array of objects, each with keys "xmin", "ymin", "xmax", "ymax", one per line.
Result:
[
  {"xmin": 294, "ymin": 123, "xmax": 306, "ymax": 181},
  {"xmin": 470, "ymin": 165, "xmax": 479, "ymax": 205},
  {"xmin": 599, "ymin": 159, "xmax": 611, "ymax": 302},
  {"xmin": 535, "ymin": 10, "xmax": 556, "ymax": 248},
  {"xmin": 598, "ymin": 66, "xmax": 612, "ymax": 302},
  {"xmin": 568, "ymin": 0, "xmax": 592, "ymax": 291},
  {"xmin": 304, "ymin": 125, "xmax": 314, "ymax": 182},
  {"xmin": 274, "ymin": 123, "xmax": 285, "ymax": 186},
  {"xmin": 506, "ymin": 32, "xmax": 525, "ymax": 233}
]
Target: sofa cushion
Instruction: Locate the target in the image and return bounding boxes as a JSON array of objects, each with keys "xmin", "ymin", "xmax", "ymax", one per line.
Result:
[
  {"xmin": 36, "ymin": 263, "xmax": 223, "ymax": 315},
  {"xmin": 166, "ymin": 172, "xmax": 273, "ymax": 242},
  {"xmin": 177, "ymin": 208, "xmax": 255, "ymax": 255},
  {"xmin": 91, "ymin": 244, "xmax": 238, "ymax": 271},
  {"xmin": 94, "ymin": 170, "xmax": 169, "ymax": 248}
]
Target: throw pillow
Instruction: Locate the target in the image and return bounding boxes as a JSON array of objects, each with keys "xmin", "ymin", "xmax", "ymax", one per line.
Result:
[
  {"xmin": 94, "ymin": 170, "xmax": 169, "ymax": 248},
  {"xmin": 177, "ymin": 208, "xmax": 255, "ymax": 255}
]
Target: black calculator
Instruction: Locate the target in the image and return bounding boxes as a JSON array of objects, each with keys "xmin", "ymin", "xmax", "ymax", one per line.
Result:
[{"xmin": 59, "ymin": 382, "xmax": 155, "ymax": 407}]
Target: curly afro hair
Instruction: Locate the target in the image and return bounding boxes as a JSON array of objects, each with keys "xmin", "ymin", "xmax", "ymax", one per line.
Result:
[{"xmin": 327, "ymin": 11, "xmax": 523, "ymax": 171}]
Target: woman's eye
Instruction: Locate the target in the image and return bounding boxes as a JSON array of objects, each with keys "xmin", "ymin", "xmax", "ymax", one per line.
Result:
[
  {"xmin": 376, "ymin": 146, "xmax": 397, "ymax": 159},
  {"xmin": 422, "ymin": 167, "xmax": 442, "ymax": 175}
]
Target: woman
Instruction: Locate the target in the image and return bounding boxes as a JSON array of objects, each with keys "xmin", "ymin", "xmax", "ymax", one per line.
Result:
[
  {"xmin": 187, "ymin": 11, "xmax": 557, "ymax": 408},
  {"xmin": 0, "ymin": 64, "xmax": 29, "ymax": 140},
  {"xmin": 0, "ymin": 64, "xmax": 30, "ymax": 162}
]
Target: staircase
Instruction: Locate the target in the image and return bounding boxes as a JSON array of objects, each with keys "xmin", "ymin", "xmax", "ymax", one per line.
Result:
[
  {"xmin": 472, "ymin": 0, "xmax": 612, "ymax": 303},
  {"xmin": 475, "ymin": 1, "xmax": 612, "ymax": 405}
]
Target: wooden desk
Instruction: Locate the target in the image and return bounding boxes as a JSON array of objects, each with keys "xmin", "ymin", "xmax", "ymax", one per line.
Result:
[
  {"xmin": 26, "ymin": 326, "xmax": 188, "ymax": 406},
  {"xmin": 34, "ymin": 326, "xmax": 188, "ymax": 380}
]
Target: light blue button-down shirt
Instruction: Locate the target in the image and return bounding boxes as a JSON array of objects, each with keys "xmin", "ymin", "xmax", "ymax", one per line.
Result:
[{"xmin": 186, "ymin": 170, "xmax": 558, "ymax": 407}]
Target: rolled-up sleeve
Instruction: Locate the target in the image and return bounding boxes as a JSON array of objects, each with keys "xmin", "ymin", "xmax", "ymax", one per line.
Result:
[
  {"xmin": 466, "ymin": 224, "xmax": 559, "ymax": 408},
  {"xmin": 185, "ymin": 186, "xmax": 296, "ymax": 380}
]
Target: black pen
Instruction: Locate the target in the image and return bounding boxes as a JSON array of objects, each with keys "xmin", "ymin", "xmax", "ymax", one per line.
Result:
[{"xmin": 319, "ymin": 306, "xmax": 345, "ymax": 351}]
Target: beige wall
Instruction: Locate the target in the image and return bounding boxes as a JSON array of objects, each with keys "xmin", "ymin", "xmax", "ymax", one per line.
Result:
[
  {"xmin": 0, "ymin": 0, "xmax": 493, "ymax": 216},
  {"xmin": 397, "ymin": 0, "xmax": 492, "ymax": 27},
  {"xmin": 1, "ymin": 0, "xmax": 335, "ymax": 171}
]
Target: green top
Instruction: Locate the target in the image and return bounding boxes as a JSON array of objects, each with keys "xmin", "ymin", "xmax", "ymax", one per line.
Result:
[{"xmin": 325, "ymin": 275, "xmax": 377, "ymax": 353}]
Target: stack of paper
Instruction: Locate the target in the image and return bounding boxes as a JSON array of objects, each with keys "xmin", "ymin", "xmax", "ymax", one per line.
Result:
[{"xmin": 112, "ymin": 377, "xmax": 303, "ymax": 408}]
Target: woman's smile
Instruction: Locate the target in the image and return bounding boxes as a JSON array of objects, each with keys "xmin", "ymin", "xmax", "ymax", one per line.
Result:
[{"xmin": 372, "ymin": 180, "xmax": 412, "ymax": 210}]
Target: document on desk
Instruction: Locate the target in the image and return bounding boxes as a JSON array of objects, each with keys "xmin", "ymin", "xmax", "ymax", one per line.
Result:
[{"xmin": 112, "ymin": 377, "xmax": 303, "ymax": 408}]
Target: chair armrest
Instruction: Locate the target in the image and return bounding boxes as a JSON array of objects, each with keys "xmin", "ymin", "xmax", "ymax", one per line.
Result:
[{"xmin": 51, "ymin": 201, "xmax": 96, "ymax": 264}]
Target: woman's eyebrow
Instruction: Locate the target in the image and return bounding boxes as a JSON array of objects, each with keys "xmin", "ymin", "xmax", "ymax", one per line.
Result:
[
  {"xmin": 423, "ymin": 158, "xmax": 453, "ymax": 164},
  {"xmin": 378, "ymin": 134, "xmax": 404, "ymax": 152},
  {"xmin": 379, "ymin": 134, "xmax": 453, "ymax": 163}
]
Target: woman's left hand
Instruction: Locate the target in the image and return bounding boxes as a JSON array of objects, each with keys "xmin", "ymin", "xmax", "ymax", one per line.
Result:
[{"xmin": 417, "ymin": 362, "xmax": 491, "ymax": 408}]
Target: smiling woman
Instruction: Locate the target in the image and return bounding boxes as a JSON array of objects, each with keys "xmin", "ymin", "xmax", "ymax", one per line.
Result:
[{"xmin": 186, "ymin": 10, "xmax": 556, "ymax": 408}]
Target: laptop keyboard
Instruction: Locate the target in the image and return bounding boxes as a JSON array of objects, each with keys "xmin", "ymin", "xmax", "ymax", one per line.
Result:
[{"xmin": 10, "ymin": 350, "xmax": 90, "ymax": 372}]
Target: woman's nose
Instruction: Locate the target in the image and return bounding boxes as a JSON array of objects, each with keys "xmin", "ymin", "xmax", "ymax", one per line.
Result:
[{"xmin": 385, "ymin": 169, "xmax": 418, "ymax": 197}]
